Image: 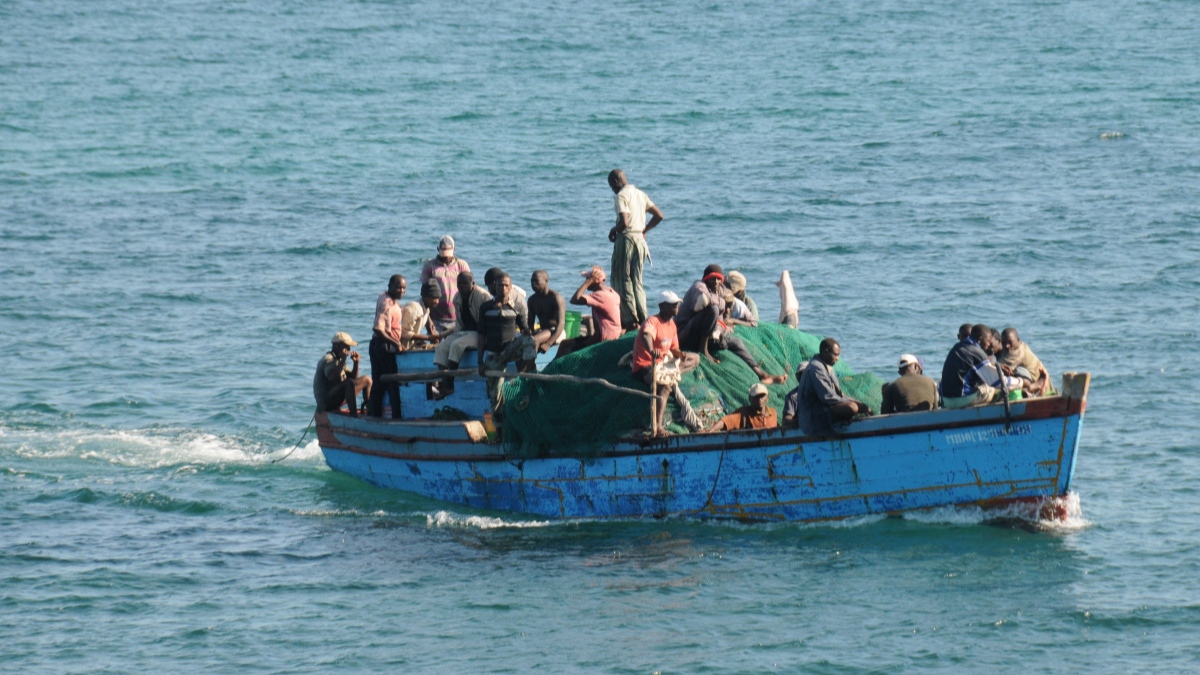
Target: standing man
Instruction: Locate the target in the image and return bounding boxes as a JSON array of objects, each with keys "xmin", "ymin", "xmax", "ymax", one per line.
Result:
[
  {"xmin": 313, "ymin": 332, "xmax": 372, "ymax": 418},
  {"xmin": 794, "ymin": 338, "xmax": 872, "ymax": 434},
  {"xmin": 477, "ymin": 272, "xmax": 537, "ymax": 414},
  {"xmin": 432, "ymin": 271, "xmax": 491, "ymax": 400},
  {"xmin": 880, "ymin": 354, "xmax": 939, "ymax": 414},
  {"xmin": 631, "ymin": 291, "xmax": 701, "ymax": 437},
  {"xmin": 527, "ymin": 270, "xmax": 566, "ymax": 356},
  {"xmin": 367, "ymin": 275, "xmax": 406, "ymax": 418},
  {"xmin": 420, "ymin": 235, "xmax": 470, "ymax": 335},
  {"xmin": 607, "ymin": 168, "xmax": 664, "ymax": 331}
]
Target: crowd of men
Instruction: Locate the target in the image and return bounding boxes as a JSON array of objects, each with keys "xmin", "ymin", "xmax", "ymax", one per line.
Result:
[{"xmin": 313, "ymin": 169, "xmax": 1053, "ymax": 437}]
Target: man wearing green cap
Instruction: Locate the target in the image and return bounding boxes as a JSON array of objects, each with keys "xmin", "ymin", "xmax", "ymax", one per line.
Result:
[{"xmin": 313, "ymin": 332, "xmax": 372, "ymax": 418}]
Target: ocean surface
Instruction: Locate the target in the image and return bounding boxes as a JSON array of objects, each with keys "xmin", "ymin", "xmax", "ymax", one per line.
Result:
[{"xmin": 3, "ymin": 0, "xmax": 1199, "ymax": 671}]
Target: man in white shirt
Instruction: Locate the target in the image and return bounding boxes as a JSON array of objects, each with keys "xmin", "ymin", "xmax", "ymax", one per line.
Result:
[{"xmin": 607, "ymin": 168, "xmax": 665, "ymax": 331}]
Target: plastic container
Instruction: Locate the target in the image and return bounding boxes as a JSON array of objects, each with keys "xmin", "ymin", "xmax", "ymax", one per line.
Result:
[
  {"xmin": 563, "ymin": 310, "xmax": 582, "ymax": 339},
  {"xmin": 482, "ymin": 412, "xmax": 498, "ymax": 442},
  {"xmin": 1008, "ymin": 389, "xmax": 1024, "ymax": 401}
]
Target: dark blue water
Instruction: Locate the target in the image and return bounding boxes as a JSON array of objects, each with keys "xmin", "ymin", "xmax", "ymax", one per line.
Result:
[{"xmin": 3, "ymin": 0, "xmax": 1199, "ymax": 671}]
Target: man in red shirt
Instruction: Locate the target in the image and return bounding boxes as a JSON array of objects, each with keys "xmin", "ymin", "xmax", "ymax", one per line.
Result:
[
  {"xmin": 557, "ymin": 265, "xmax": 624, "ymax": 358},
  {"xmin": 632, "ymin": 291, "xmax": 700, "ymax": 437}
]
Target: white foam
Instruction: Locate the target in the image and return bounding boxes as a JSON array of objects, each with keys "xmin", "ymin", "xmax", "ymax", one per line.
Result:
[
  {"xmin": 3, "ymin": 425, "xmax": 323, "ymax": 469},
  {"xmin": 425, "ymin": 510, "xmax": 558, "ymax": 530}
]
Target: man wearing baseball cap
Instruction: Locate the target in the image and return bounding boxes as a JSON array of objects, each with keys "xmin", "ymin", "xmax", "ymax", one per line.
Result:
[
  {"xmin": 880, "ymin": 354, "xmax": 939, "ymax": 414},
  {"xmin": 420, "ymin": 235, "xmax": 470, "ymax": 334},
  {"xmin": 706, "ymin": 382, "xmax": 778, "ymax": 432},
  {"xmin": 631, "ymin": 290, "xmax": 701, "ymax": 437},
  {"xmin": 313, "ymin": 332, "xmax": 372, "ymax": 418}
]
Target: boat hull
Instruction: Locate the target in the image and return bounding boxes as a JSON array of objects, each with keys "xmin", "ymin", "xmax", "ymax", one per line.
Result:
[{"xmin": 317, "ymin": 374, "xmax": 1087, "ymax": 523}]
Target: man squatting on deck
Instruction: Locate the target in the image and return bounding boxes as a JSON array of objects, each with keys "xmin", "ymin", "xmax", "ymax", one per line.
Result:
[
  {"xmin": 432, "ymin": 271, "xmax": 491, "ymax": 400},
  {"xmin": 313, "ymin": 332, "xmax": 372, "ymax": 418},
  {"xmin": 607, "ymin": 169, "xmax": 664, "ymax": 331},
  {"xmin": 477, "ymin": 271, "xmax": 537, "ymax": 415}
]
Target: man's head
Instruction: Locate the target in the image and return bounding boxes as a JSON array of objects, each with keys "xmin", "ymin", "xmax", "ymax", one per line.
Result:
[
  {"xmin": 437, "ymin": 235, "xmax": 455, "ymax": 261},
  {"xmin": 748, "ymin": 383, "xmax": 769, "ymax": 413},
  {"xmin": 1000, "ymin": 327, "xmax": 1021, "ymax": 352},
  {"xmin": 958, "ymin": 323, "xmax": 974, "ymax": 341},
  {"xmin": 456, "ymin": 271, "xmax": 475, "ymax": 297},
  {"xmin": 332, "ymin": 331, "xmax": 358, "ymax": 353},
  {"xmin": 530, "ymin": 270, "xmax": 549, "ymax": 295},
  {"xmin": 484, "ymin": 267, "xmax": 503, "ymax": 294},
  {"xmin": 969, "ymin": 324, "xmax": 990, "ymax": 345},
  {"xmin": 656, "ymin": 290, "xmax": 682, "ymax": 319},
  {"xmin": 387, "ymin": 274, "xmax": 407, "ymax": 299},
  {"xmin": 583, "ymin": 265, "xmax": 606, "ymax": 290},
  {"xmin": 607, "ymin": 168, "xmax": 627, "ymax": 193},
  {"xmin": 818, "ymin": 337, "xmax": 841, "ymax": 367},
  {"xmin": 898, "ymin": 353, "xmax": 921, "ymax": 376},
  {"xmin": 494, "ymin": 273, "xmax": 512, "ymax": 302},
  {"xmin": 726, "ymin": 271, "xmax": 747, "ymax": 295},
  {"xmin": 702, "ymin": 264, "xmax": 725, "ymax": 292},
  {"xmin": 987, "ymin": 328, "xmax": 1002, "ymax": 355},
  {"xmin": 420, "ymin": 280, "xmax": 442, "ymax": 309}
]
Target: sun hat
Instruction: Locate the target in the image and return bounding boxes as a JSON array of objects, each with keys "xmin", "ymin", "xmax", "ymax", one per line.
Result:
[
  {"xmin": 332, "ymin": 331, "xmax": 358, "ymax": 347},
  {"xmin": 657, "ymin": 290, "xmax": 682, "ymax": 305},
  {"xmin": 726, "ymin": 271, "xmax": 747, "ymax": 293},
  {"xmin": 898, "ymin": 354, "xmax": 920, "ymax": 368},
  {"xmin": 748, "ymin": 382, "xmax": 769, "ymax": 398},
  {"xmin": 437, "ymin": 235, "xmax": 455, "ymax": 253}
]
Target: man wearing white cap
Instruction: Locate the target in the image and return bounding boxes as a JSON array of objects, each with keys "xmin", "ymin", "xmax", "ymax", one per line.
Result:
[
  {"xmin": 420, "ymin": 235, "xmax": 471, "ymax": 334},
  {"xmin": 880, "ymin": 354, "xmax": 939, "ymax": 414},
  {"xmin": 706, "ymin": 382, "xmax": 778, "ymax": 432},
  {"xmin": 631, "ymin": 290, "xmax": 700, "ymax": 437},
  {"xmin": 313, "ymin": 332, "xmax": 372, "ymax": 418}
]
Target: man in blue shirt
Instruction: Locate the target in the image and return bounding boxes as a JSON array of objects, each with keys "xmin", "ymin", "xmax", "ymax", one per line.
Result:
[{"xmin": 940, "ymin": 324, "xmax": 998, "ymax": 408}]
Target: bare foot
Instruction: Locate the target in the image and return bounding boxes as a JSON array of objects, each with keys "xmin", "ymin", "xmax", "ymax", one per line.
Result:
[{"xmin": 760, "ymin": 374, "xmax": 789, "ymax": 385}]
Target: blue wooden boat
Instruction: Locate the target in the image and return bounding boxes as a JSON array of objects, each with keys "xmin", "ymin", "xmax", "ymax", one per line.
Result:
[{"xmin": 316, "ymin": 348, "xmax": 1088, "ymax": 523}]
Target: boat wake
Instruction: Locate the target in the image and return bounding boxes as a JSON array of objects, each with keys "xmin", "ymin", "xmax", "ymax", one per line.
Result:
[
  {"xmin": 425, "ymin": 510, "xmax": 561, "ymax": 530},
  {"xmin": 0, "ymin": 423, "xmax": 324, "ymax": 469}
]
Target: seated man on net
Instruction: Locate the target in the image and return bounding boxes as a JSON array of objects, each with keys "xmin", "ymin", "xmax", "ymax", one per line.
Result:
[
  {"xmin": 675, "ymin": 263, "xmax": 786, "ymax": 384},
  {"xmin": 557, "ymin": 265, "xmax": 625, "ymax": 358},
  {"xmin": 313, "ymin": 332, "xmax": 372, "ymax": 418}
]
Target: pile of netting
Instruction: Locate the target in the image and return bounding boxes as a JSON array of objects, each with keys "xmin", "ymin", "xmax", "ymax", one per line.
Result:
[{"xmin": 500, "ymin": 324, "xmax": 886, "ymax": 458}]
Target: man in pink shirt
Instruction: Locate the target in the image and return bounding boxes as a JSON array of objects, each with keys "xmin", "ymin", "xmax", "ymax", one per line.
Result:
[
  {"xmin": 420, "ymin": 235, "xmax": 470, "ymax": 335},
  {"xmin": 367, "ymin": 274, "xmax": 405, "ymax": 418},
  {"xmin": 557, "ymin": 265, "xmax": 624, "ymax": 358}
]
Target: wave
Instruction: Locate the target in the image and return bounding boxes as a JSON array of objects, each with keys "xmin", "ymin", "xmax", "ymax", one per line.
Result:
[{"xmin": 1, "ymin": 423, "xmax": 324, "ymax": 469}]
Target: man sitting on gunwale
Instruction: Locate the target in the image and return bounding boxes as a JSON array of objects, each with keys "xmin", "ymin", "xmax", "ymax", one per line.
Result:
[{"xmin": 477, "ymin": 271, "xmax": 537, "ymax": 414}]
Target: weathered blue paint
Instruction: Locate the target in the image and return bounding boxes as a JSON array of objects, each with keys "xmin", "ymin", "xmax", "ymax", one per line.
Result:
[{"xmin": 317, "ymin": 373, "xmax": 1089, "ymax": 523}]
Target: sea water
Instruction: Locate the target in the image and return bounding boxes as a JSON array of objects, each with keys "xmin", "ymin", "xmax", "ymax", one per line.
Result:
[{"xmin": 3, "ymin": 0, "xmax": 1199, "ymax": 671}]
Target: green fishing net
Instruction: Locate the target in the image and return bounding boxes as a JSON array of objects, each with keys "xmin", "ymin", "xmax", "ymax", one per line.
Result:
[{"xmin": 500, "ymin": 324, "xmax": 886, "ymax": 458}]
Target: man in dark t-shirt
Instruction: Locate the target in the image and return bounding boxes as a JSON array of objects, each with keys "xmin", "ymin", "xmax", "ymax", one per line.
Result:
[{"xmin": 880, "ymin": 354, "xmax": 939, "ymax": 414}]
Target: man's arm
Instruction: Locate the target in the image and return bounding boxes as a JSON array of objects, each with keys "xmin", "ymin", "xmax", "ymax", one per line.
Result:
[
  {"xmin": 643, "ymin": 203, "xmax": 664, "ymax": 234},
  {"xmin": 546, "ymin": 293, "xmax": 566, "ymax": 348}
]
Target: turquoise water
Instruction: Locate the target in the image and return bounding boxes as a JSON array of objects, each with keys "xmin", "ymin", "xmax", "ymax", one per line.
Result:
[{"xmin": 3, "ymin": 0, "xmax": 1199, "ymax": 671}]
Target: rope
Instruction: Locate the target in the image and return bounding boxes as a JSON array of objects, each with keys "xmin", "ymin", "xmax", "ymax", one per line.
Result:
[{"xmin": 272, "ymin": 413, "xmax": 316, "ymax": 464}]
